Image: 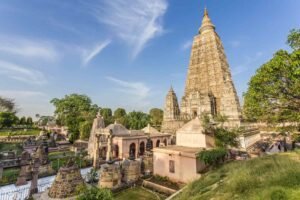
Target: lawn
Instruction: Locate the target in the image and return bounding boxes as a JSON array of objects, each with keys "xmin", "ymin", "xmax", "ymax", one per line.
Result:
[
  {"xmin": 0, "ymin": 128, "xmax": 40, "ymax": 136},
  {"xmin": 175, "ymin": 151, "xmax": 300, "ymax": 200},
  {"xmin": 114, "ymin": 187, "xmax": 161, "ymax": 200},
  {"xmin": 49, "ymin": 151, "xmax": 92, "ymax": 171},
  {"xmin": 0, "ymin": 142, "xmax": 23, "ymax": 155},
  {"xmin": 0, "ymin": 167, "xmax": 20, "ymax": 186}
]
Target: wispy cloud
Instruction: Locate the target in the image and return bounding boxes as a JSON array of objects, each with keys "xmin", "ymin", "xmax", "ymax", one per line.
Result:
[
  {"xmin": 182, "ymin": 40, "xmax": 193, "ymax": 50},
  {"xmin": 229, "ymin": 40, "xmax": 241, "ymax": 48},
  {"xmin": 0, "ymin": 90, "xmax": 46, "ymax": 98},
  {"xmin": 232, "ymin": 51, "xmax": 264, "ymax": 76},
  {"xmin": 0, "ymin": 90, "xmax": 50, "ymax": 117},
  {"xmin": 0, "ymin": 60, "xmax": 47, "ymax": 85},
  {"xmin": 0, "ymin": 36, "xmax": 58, "ymax": 61},
  {"xmin": 82, "ymin": 40, "xmax": 111, "ymax": 66},
  {"xmin": 106, "ymin": 76, "xmax": 150, "ymax": 100},
  {"xmin": 87, "ymin": 0, "xmax": 168, "ymax": 58}
]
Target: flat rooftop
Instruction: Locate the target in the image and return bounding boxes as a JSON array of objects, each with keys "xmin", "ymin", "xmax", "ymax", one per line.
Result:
[{"xmin": 153, "ymin": 145, "xmax": 210, "ymax": 158}]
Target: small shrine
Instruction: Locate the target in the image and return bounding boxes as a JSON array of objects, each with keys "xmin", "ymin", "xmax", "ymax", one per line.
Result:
[
  {"xmin": 122, "ymin": 151, "xmax": 141, "ymax": 183},
  {"xmin": 142, "ymin": 137, "xmax": 154, "ymax": 175},
  {"xmin": 98, "ymin": 130, "xmax": 122, "ymax": 189}
]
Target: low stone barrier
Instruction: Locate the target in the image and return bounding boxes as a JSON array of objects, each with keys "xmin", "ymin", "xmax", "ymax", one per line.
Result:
[{"xmin": 142, "ymin": 180, "xmax": 177, "ymax": 195}]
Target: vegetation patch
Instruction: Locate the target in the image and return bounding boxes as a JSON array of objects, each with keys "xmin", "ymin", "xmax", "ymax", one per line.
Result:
[
  {"xmin": 175, "ymin": 151, "xmax": 300, "ymax": 200},
  {"xmin": 0, "ymin": 142, "xmax": 23, "ymax": 155},
  {"xmin": 0, "ymin": 167, "xmax": 20, "ymax": 186},
  {"xmin": 148, "ymin": 175, "xmax": 183, "ymax": 190},
  {"xmin": 114, "ymin": 187, "xmax": 161, "ymax": 200}
]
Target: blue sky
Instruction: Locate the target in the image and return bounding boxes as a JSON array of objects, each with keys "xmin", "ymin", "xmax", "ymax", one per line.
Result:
[{"xmin": 0, "ymin": 0, "xmax": 299, "ymax": 118}]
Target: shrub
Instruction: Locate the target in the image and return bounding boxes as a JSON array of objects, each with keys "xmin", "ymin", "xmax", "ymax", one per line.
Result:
[
  {"xmin": 197, "ymin": 148, "xmax": 227, "ymax": 167},
  {"xmin": 271, "ymin": 189, "xmax": 288, "ymax": 200},
  {"xmin": 76, "ymin": 185, "xmax": 113, "ymax": 200}
]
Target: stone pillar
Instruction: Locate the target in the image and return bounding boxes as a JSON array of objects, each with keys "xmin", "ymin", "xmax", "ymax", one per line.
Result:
[
  {"xmin": 28, "ymin": 157, "xmax": 40, "ymax": 198},
  {"xmin": 93, "ymin": 134, "xmax": 100, "ymax": 169},
  {"xmin": 0, "ymin": 163, "xmax": 3, "ymax": 180}
]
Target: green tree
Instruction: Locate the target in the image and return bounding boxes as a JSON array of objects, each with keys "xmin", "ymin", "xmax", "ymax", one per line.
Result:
[
  {"xmin": 287, "ymin": 29, "xmax": 300, "ymax": 50},
  {"xmin": 0, "ymin": 97, "xmax": 16, "ymax": 113},
  {"xmin": 243, "ymin": 30, "xmax": 300, "ymax": 124},
  {"xmin": 149, "ymin": 108, "xmax": 163, "ymax": 128},
  {"xmin": 51, "ymin": 94, "xmax": 99, "ymax": 142},
  {"xmin": 126, "ymin": 111, "xmax": 150, "ymax": 129},
  {"xmin": 76, "ymin": 185, "xmax": 113, "ymax": 200},
  {"xmin": 114, "ymin": 108, "xmax": 126, "ymax": 118},
  {"xmin": 214, "ymin": 128, "xmax": 240, "ymax": 148},
  {"xmin": 26, "ymin": 117, "xmax": 33, "ymax": 126},
  {"xmin": 19, "ymin": 116, "xmax": 26, "ymax": 125},
  {"xmin": 100, "ymin": 108, "xmax": 114, "ymax": 125},
  {"xmin": 79, "ymin": 121, "xmax": 93, "ymax": 140},
  {"xmin": 0, "ymin": 112, "xmax": 18, "ymax": 128}
]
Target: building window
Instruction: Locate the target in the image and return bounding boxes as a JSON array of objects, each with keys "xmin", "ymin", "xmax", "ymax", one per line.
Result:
[{"xmin": 169, "ymin": 160, "xmax": 175, "ymax": 173}]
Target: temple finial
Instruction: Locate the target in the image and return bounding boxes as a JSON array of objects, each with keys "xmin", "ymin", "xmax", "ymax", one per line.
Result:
[
  {"xmin": 204, "ymin": 7, "xmax": 208, "ymax": 16},
  {"xmin": 199, "ymin": 7, "xmax": 215, "ymax": 34}
]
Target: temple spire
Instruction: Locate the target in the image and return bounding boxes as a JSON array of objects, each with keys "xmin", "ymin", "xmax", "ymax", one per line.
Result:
[{"xmin": 199, "ymin": 8, "xmax": 215, "ymax": 34}]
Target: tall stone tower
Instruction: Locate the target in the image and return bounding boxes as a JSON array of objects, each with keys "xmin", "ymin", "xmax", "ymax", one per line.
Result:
[
  {"xmin": 180, "ymin": 8, "xmax": 241, "ymax": 125},
  {"xmin": 161, "ymin": 87, "xmax": 184, "ymax": 134},
  {"xmin": 161, "ymin": 8, "xmax": 242, "ymax": 134}
]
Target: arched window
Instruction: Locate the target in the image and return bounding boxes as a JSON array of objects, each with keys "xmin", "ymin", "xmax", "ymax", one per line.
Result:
[
  {"xmin": 129, "ymin": 143, "xmax": 136, "ymax": 158},
  {"xmin": 139, "ymin": 141, "xmax": 145, "ymax": 156},
  {"xmin": 114, "ymin": 145, "xmax": 119, "ymax": 158},
  {"xmin": 163, "ymin": 139, "xmax": 167, "ymax": 146},
  {"xmin": 156, "ymin": 140, "xmax": 160, "ymax": 147}
]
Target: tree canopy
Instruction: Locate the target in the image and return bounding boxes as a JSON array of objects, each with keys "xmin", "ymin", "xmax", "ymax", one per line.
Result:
[
  {"xmin": 0, "ymin": 112, "xmax": 18, "ymax": 128},
  {"xmin": 149, "ymin": 108, "xmax": 163, "ymax": 129},
  {"xmin": 0, "ymin": 96, "xmax": 16, "ymax": 113},
  {"xmin": 287, "ymin": 29, "xmax": 300, "ymax": 50},
  {"xmin": 114, "ymin": 108, "xmax": 126, "ymax": 119},
  {"xmin": 126, "ymin": 111, "xmax": 150, "ymax": 130},
  {"xmin": 51, "ymin": 94, "xmax": 99, "ymax": 142},
  {"xmin": 243, "ymin": 30, "xmax": 300, "ymax": 124}
]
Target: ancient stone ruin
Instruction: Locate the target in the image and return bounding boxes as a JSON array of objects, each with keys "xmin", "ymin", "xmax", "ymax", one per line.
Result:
[{"xmin": 48, "ymin": 159, "xmax": 84, "ymax": 199}]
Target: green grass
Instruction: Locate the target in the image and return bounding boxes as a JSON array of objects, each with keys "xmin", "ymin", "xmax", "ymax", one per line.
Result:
[
  {"xmin": 0, "ymin": 142, "xmax": 23, "ymax": 155},
  {"xmin": 48, "ymin": 151, "xmax": 92, "ymax": 171},
  {"xmin": 114, "ymin": 187, "xmax": 161, "ymax": 200},
  {"xmin": 0, "ymin": 167, "xmax": 20, "ymax": 186},
  {"xmin": 175, "ymin": 151, "xmax": 300, "ymax": 200},
  {"xmin": 0, "ymin": 129, "xmax": 40, "ymax": 136}
]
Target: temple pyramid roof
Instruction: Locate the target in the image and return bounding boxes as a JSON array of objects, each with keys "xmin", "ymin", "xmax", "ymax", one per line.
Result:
[{"xmin": 142, "ymin": 124, "xmax": 160, "ymax": 134}]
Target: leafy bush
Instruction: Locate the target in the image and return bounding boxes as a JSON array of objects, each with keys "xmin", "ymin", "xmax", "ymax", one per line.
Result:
[
  {"xmin": 271, "ymin": 189, "xmax": 288, "ymax": 200},
  {"xmin": 214, "ymin": 128, "xmax": 240, "ymax": 148},
  {"xmin": 197, "ymin": 148, "xmax": 227, "ymax": 167},
  {"xmin": 76, "ymin": 185, "xmax": 113, "ymax": 200}
]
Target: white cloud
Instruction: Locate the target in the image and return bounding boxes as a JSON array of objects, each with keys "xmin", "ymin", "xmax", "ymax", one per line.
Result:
[
  {"xmin": 106, "ymin": 76, "xmax": 151, "ymax": 100},
  {"xmin": 182, "ymin": 40, "xmax": 193, "ymax": 50},
  {"xmin": 229, "ymin": 40, "xmax": 241, "ymax": 48},
  {"xmin": 0, "ymin": 36, "xmax": 58, "ymax": 61},
  {"xmin": 0, "ymin": 60, "xmax": 47, "ymax": 85},
  {"xmin": 232, "ymin": 52, "xmax": 264, "ymax": 76},
  {"xmin": 0, "ymin": 90, "xmax": 51, "ymax": 118},
  {"xmin": 88, "ymin": 0, "xmax": 168, "ymax": 58},
  {"xmin": 0, "ymin": 90, "xmax": 46, "ymax": 98},
  {"xmin": 82, "ymin": 40, "xmax": 111, "ymax": 66}
]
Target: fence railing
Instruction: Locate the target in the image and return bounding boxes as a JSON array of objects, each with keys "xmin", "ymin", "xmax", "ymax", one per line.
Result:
[{"xmin": 0, "ymin": 182, "xmax": 51, "ymax": 200}]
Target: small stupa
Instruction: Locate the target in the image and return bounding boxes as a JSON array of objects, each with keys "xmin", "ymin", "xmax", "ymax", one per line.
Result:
[
  {"xmin": 98, "ymin": 130, "xmax": 122, "ymax": 189},
  {"xmin": 47, "ymin": 158, "xmax": 84, "ymax": 199},
  {"xmin": 142, "ymin": 137, "xmax": 154, "ymax": 175},
  {"xmin": 122, "ymin": 150, "xmax": 141, "ymax": 183}
]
